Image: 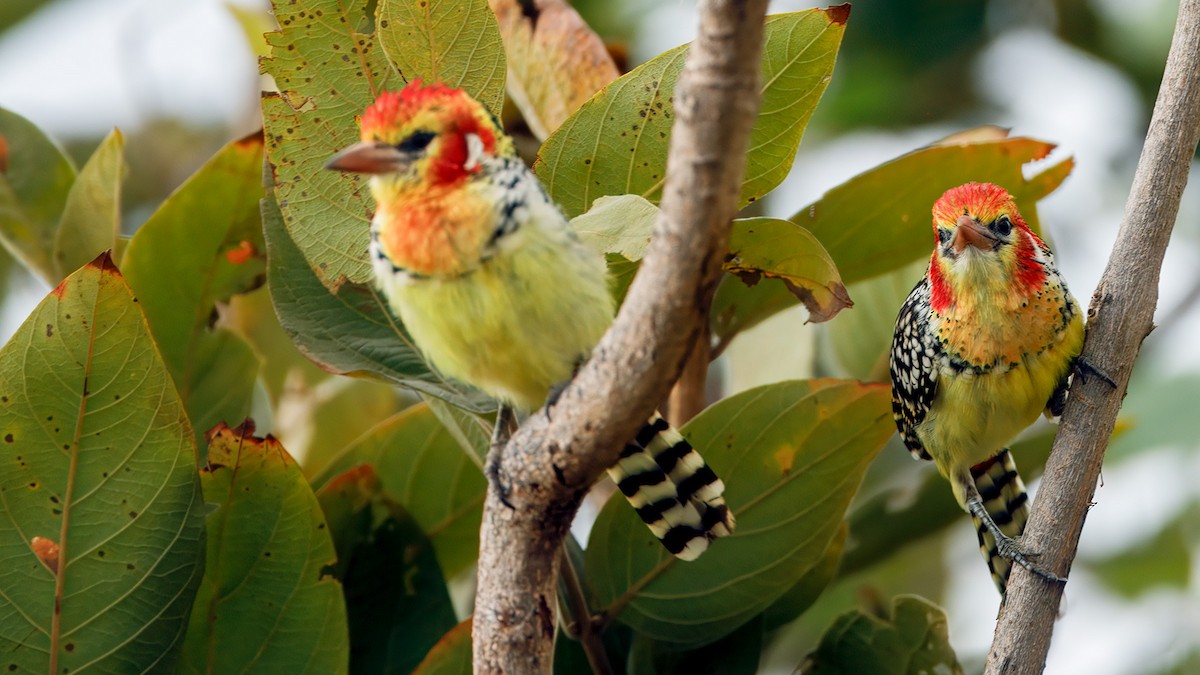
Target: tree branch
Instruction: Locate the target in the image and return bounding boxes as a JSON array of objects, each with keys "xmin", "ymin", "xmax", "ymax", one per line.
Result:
[
  {"xmin": 471, "ymin": 1, "xmax": 770, "ymax": 672},
  {"xmin": 985, "ymin": 2, "xmax": 1200, "ymax": 672}
]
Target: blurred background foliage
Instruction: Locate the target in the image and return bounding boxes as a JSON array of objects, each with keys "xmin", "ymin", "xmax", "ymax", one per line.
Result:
[{"xmin": 1, "ymin": 1, "xmax": 1197, "ymax": 673}]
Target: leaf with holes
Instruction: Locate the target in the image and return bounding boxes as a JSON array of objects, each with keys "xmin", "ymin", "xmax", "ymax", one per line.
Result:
[
  {"xmin": 264, "ymin": 194, "xmax": 493, "ymax": 412},
  {"xmin": 535, "ymin": 7, "xmax": 848, "ymax": 217},
  {"xmin": 800, "ymin": 595, "xmax": 962, "ymax": 674},
  {"xmin": 587, "ymin": 379, "xmax": 892, "ymax": 646},
  {"xmin": 312, "ymin": 403, "xmax": 487, "ymax": 577},
  {"xmin": 0, "ymin": 106, "xmax": 77, "ymax": 283},
  {"xmin": 261, "ymin": 0, "xmax": 505, "ymax": 287},
  {"xmin": 179, "ymin": 421, "xmax": 347, "ymax": 674},
  {"xmin": 0, "ymin": 252, "xmax": 205, "ymax": 673},
  {"xmin": 122, "ymin": 133, "xmax": 265, "ymax": 447},
  {"xmin": 790, "ymin": 129, "xmax": 1072, "ymax": 284},
  {"xmin": 490, "ymin": 0, "xmax": 618, "ymax": 139}
]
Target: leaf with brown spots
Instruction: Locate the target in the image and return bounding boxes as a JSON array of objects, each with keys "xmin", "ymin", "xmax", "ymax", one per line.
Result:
[
  {"xmin": 179, "ymin": 420, "xmax": 348, "ymax": 673},
  {"xmin": 261, "ymin": 0, "xmax": 506, "ymax": 288},
  {"xmin": 490, "ymin": 0, "xmax": 619, "ymax": 139},
  {"xmin": 535, "ymin": 9, "xmax": 847, "ymax": 217},
  {"xmin": 0, "ymin": 252, "xmax": 205, "ymax": 673}
]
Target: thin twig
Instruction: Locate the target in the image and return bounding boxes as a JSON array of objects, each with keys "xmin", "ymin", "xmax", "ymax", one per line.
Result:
[
  {"xmin": 985, "ymin": 1, "xmax": 1200, "ymax": 672},
  {"xmin": 557, "ymin": 545, "xmax": 613, "ymax": 675}
]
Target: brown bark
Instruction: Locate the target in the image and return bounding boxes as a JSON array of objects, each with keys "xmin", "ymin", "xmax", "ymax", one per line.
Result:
[
  {"xmin": 470, "ymin": 1, "xmax": 770, "ymax": 672},
  {"xmin": 985, "ymin": 1, "xmax": 1200, "ymax": 672}
]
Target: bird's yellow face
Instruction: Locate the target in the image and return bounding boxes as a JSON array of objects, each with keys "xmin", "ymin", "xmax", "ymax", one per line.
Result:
[
  {"xmin": 326, "ymin": 81, "xmax": 513, "ymax": 196},
  {"xmin": 927, "ymin": 182, "xmax": 1047, "ymax": 313}
]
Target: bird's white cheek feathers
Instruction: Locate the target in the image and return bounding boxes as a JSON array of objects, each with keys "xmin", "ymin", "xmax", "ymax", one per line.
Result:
[{"xmin": 464, "ymin": 133, "xmax": 485, "ymax": 171}]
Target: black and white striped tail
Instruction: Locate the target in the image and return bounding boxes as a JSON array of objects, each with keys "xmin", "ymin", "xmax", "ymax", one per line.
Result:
[
  {"xmin": 970, "ymin": 449, "xmax": 1030, "ymax": 596},
  {"xmin": 608, "ymin": 413, "xmax": 735, "ymax": 561}
]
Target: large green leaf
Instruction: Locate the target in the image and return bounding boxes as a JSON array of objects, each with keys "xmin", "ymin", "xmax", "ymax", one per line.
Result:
[
  {"xmin": 53, "ymin": 129, "xmax": 124, "ymax": 282},
  {"xmin": 262, "ymin": 0, "xmax": 505, "ymax": 287},
  {"xmin": 0, "ymin": 107, "xmax": 77, "ymax": 283},
  {"xmin": 122, "ymin": 133, "xmax": 265, "ymax": 447},
  {"xmin": 761, "ymin": 522, "xmax": 847, "ymax": 632},
  {"xmin": 378, "ymin": 0, "xmax": 506, "ymax": 114},
  {"xmin": 180, "ymin": 421, "xmax": 348, "ymax": 673},
  {"xmin": 312, "ymin": 403, "xmax": 487, "ymax": 577},
  {"xmin": 587, "ymin": 379, "xmax": 892, "ymax": 645},
  {"xmin": 628, "ymin": 616, "xmax": 763, "ymax": 675},
  {"xmin": 790, "ymin": 129, "xmax": 1072, "ymax": 284},
  {"xmin": 0, "ymin": 253, "xmax": 205, "ymax": 673},
  {"xmin": 800, "ymin": 595, "xmax": 962, "ymax": 675},
  {"xmin": 535, "ymin": 8, "xmax": 848, "ymax": 217},
  {"xmin": 264, "ymin": 194, "xmax": 493, "ymax": 412},
  {"xmin": 316, "ymin": 465, "xmax": 457, "ymax": 673}
]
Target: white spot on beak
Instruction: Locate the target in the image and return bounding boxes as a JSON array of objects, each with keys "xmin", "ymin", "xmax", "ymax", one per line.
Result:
[{"xmin": 464, "ymin": 133, "xmax": 485, "ymax": 171}]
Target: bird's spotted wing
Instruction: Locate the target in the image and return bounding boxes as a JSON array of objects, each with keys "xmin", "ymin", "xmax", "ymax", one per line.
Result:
[{"xmin": 890, "ymin": 278, "xmax": 939, "ymax": 461}]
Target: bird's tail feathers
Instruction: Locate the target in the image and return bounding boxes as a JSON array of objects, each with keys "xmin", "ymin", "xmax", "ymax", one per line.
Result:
[
  {"xmin": 970, "ymin": 448, "xmax": 1030, "ymax": 596},
  {"xmin": 607, "ymin": 412, "xmax": 734, "ymax": 561}
]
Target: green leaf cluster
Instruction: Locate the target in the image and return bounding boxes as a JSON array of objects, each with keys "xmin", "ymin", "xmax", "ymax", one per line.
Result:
[{"xmin": 0, "ymin": 0, "xmax": 1089, "ymax": 671}]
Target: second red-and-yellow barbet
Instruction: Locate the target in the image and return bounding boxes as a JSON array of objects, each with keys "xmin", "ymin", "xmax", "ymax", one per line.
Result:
[
  {"xmin": 889, "ymin": 182, "xmax": 1109, "ymax": 596},
  {"xmin": 325, "ymin": 81, "xmax": 734, "ymax": 561}
]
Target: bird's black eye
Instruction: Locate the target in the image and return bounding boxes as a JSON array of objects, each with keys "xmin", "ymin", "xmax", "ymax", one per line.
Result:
[
  {"xmin": 991, "ymin": 215, "xmax": 1013, "ymax": 236},
  {"xmin": 396, "ymin": 130, "xmax": 437, "ymax": 153},
  {"xmin": 937, "ymin": 227, "xmax": 952, "ymax": 244}
]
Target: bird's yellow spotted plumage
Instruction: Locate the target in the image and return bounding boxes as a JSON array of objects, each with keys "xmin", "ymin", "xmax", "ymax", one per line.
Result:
[
  {"xmin": 890, "ymin": 182, "xmax": 1084, "ymax": 596},
  {"xmin": 327, "ymin": 81, "xmax": 734, "ymax": 560}
]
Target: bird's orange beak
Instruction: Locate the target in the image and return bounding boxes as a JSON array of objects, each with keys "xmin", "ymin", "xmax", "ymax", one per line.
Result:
[
  {"xmin": 951, "ymin": 214, "xmax": 995, "ymax": 253},
  {"xmin": 325, "ymin": 141, "xmax": 408, "ymax": 174}
]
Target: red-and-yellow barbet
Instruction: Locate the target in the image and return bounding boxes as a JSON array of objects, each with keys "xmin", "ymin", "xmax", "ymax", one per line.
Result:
[
  {"xmin": 890, "ymin": 182, "xmax": 1108, "ymax": 596},
  {"xmin": 325, "ymin": 81, "xmax": 734, "ymax": 560}
]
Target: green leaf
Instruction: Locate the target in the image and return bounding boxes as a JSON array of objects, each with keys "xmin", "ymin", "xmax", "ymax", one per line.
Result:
[
  {"xmin": 571, "ymin": 194, "xmax": 659, "ymax": 262},
  {"xmin": 262, "ymin": 0, "xmax": 505, "ymax": 287},
  {"xmin": 800, "ymin": 595, "xmax": 962, "ymax": 675},
  {"xmin": 628, "ymin": 616, "xmax": 763, "ymax": 675},
  {"xmin": 312, "ymin": 403, "xmax": 486, "ymax": 577},
  {"xmin": 316, "ymin": 465, "xmax": 457, "ymax": 674},
  {"xmin": 0, "ymin": 106, "xmax": 77, "ymax": 282},
  {"xmin": 587, "ymin": 379, "xmax": 893, "ymax": 645},
  {"xmin": 122, "ymin": 133, "xmax": 265, "ymax": 447},
  {"xmin": 762, "ymin": 522, "xmax": 847, "ymax": 631},
  {"xmin": 263, "ymin": 194, "xmax": 493, "ymax": 412},
  {"xmin": 822, "ymin": 260, "xmax": 926, "ymax": 382},
  {"xmin": 722, "ymin": 217, "xmax": 852, "ymax": 326},
  {"xmin": 378, "ymin": 0, "xmax": 506, "ymax": 114},
  {"xmin": 0, "ymin": 252, "xmax": 205, "ymax": 673},
  {"xmin": 790, "ymin": 129, "xmax": 1072, "ymax": 284},
  {"xmin": 180, "ymin": 421, "xmax": 348, "ymax": 674},
  {"xmin": 53, "ymin": 129, "xmax": 124, "ymax": 282},
  {"xmin": 536, "ymin": 9, "xmax": 847, "ymax": 218},
  {"xmin": 412, "ymin": 620, "xmax": 473, "ymax": 674}
]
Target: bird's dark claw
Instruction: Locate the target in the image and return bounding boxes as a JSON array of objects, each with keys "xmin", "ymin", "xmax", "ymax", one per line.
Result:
[{"xmin": 1074, "ymin": 356, "xmax": 1117, "ymax": 389}]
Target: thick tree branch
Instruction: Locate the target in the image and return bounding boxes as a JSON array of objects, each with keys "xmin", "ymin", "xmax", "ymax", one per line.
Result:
[
  {"xmin": 986, "ymin": 2, "xmax": 1200, "ymax": 673},
  {"xmin": 471, "ymin": 1, "xmax": 769, "ymax": 672}
]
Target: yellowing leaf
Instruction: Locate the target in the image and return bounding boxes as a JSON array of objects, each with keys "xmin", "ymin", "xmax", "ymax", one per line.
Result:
[
  {"xmin": 490, "ymin": 0, "xmax": 619, "ymax": 139},
  {"xmin": 571, "ymin": 193, "xmax": 658, "ymax": 261},
  {"xmin": 723, "ymin": 217, "xmax": 852, "ymax": 324}
]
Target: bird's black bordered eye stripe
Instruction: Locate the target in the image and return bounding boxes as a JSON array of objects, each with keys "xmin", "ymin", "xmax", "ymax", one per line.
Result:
[
  {"xmin": 937, "ymin": 227, "xmax": 952, "ymax": 244},
  {"xmin": 991, "ymin": 214, "xmax": 1013, "ymax": 236},
  {"xmin": 396, "ymin": 130, "xmax": 437, "ymax": 153}
]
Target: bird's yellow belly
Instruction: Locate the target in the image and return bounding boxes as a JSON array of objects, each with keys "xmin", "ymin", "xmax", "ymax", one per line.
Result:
[{"xmin": 383, "ymin": 238, "xmax": 613, "ymax": 410}]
